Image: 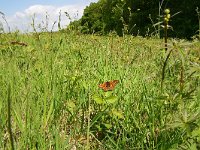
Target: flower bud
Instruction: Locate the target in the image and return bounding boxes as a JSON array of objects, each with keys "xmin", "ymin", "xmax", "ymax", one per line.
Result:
[
  {"xmin": 164, "ymin": 17, "xmax": 169, "ymax": 22},
  {"xmin": 164, "ymin": 9, "xmax": 170, "ymax": 14},
  {"xmin": 166, "ymin": 14, "xmax": 171, "ymax": 19}
]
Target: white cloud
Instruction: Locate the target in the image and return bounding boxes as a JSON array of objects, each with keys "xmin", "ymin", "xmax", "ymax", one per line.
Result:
[
  {"xmin": 15, "ymin": 12, "xmax": 26, "ymax": 18},
  {"xmin": 0, "ymin": 4, "xmax": 87, "ymax": 32},
  {"xmin": 24, "ymin": 5, "xmax": 55, "ymax": 15}
]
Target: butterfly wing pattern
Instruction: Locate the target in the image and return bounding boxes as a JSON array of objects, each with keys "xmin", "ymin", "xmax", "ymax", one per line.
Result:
[{"xmin": 98, "ymin": 80, "xmax": 119, "ymax": 91}]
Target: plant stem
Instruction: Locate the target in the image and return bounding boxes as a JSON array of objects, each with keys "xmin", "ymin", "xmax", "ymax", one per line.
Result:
[
  {"xmin": 164, "ymin": 21, "xmax": 168, "ymax": 52},
  {"xmin": 7, "ymin": 83, "xmax": 14, "ymax": 150},
  {"xmin": 161, "ymin": 49, "xmax": 172, "ymax": 92}
]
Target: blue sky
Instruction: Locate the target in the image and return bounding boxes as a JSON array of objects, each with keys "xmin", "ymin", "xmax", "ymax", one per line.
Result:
[{"xmin": 0, "ymin": 0, "xmax": 98, "ymax": 32}]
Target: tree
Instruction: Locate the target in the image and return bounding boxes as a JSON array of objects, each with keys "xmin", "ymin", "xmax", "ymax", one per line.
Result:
[{"xmin": 68, "ymin": 0, "xmax": 200, "ymax": 39}]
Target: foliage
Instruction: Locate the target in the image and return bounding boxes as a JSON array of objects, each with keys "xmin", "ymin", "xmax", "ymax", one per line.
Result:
[{"xmin": 68, "ymin": 0, "xmax": 200, "ymax": 39}]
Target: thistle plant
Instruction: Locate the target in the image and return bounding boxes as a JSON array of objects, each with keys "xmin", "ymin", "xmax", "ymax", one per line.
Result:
[{"xmin": 164, "ymin": 9, "xmax": 171, "ymax": 52}]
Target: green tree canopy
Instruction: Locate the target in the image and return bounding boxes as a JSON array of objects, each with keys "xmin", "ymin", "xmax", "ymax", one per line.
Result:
[{"xmin": 68, "ymin": 0, "xmax": 200, "ymax": 39}]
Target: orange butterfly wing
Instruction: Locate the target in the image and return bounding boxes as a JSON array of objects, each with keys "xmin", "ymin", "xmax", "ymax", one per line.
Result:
[{"xmin": 98, "ymin": 80, "xmax": 119, "ymax": 91}]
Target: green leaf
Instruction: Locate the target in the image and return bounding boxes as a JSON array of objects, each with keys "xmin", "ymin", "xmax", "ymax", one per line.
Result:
[
  {"xmin": 105, "ymin": 96, "xmax": 117, "ymax": 104},
  {"xmin": 111, "ymin": 109, "xmax": 124, "ymax": 119},
  {"xmin": 45, "ymin": 98, "xmax": 54, "ymax": 127},
  {"xmin": 192, "ymin": 127, "xmax": 200, "ymax": 137},
  {"xmin": 66, "ymin": 100, "xmax": 76, "ymax": 113},
  {"xmin": 90, "ymin": 111, "xmax": 106, "ymax": 128},
  {"xmin": 82, "ymin": 82, "xmax": 88, "ymax": 90},
  {"xmin": 104, "ymin": 123, "xmax": 112, "ymax": 129},
  {"xmin": 0, "ymin": 99, "xmax": 2, "ymax": 115},
  {"xmin": 104, "ymin": 91, "xmax": 112, "ymax": 98},
  {"xmin": 95, "ymin": 125, "xmax": 102, "ymax": 131},
  {"xmin": 93, "ymin": 95, "xmax": 104, "ymax": 104}
]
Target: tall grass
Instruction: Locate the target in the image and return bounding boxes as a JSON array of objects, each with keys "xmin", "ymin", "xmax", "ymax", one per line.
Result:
[{"xmin": 0, "ymin": 30, "xmax": 199, "ymax": 149}]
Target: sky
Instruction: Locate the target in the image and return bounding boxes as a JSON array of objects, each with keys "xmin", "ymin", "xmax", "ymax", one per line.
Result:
[{"xmin": 0, "ymin": 0, "xmax": 98, "ymax": 32}]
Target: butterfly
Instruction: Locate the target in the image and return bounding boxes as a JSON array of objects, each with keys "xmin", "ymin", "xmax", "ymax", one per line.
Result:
[{"xmin": 98, "ymin": 80, "xmax": 119, "ymax": 91}]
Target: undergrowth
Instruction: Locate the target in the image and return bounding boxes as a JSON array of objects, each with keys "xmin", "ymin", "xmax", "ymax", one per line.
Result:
[{"xmin": 0, "ymin": 31, "xmax": 199, "ymax": 149}]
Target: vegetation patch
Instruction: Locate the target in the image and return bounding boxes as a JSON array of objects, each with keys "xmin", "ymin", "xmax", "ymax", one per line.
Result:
[{"xmin": 0, "ymin": 31, "xmax": 199, "ymax": 149}]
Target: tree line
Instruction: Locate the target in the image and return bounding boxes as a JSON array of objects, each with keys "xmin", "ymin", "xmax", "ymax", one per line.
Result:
[{"xmin": 68, "ymin": 0, "xmax": 200, "ymax": 39}]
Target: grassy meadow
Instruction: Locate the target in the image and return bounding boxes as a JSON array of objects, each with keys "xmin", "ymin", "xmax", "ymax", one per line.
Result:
[{"xmin": 0, "ymin": 31, "xmax": 200, "ymax": 149}]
